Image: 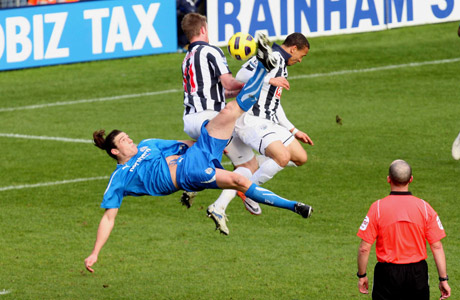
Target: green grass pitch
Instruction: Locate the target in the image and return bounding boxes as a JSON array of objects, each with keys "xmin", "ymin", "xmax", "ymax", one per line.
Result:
[{"xmin": 0, "ymin": 21, "xmax": 459, "ymax": 299}]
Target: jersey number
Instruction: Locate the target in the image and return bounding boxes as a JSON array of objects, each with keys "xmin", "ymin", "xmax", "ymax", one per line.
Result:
[{"xmin": 183, "ymin": 63, "xmax": 197, "ymax": 93}]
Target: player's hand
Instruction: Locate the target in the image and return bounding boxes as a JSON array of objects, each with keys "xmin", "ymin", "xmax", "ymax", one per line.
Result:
[
  {"xmin": 84, "ymin": 254, "xmax": 98, "ymax": 273},
  {"xmin": 269, "ymin": 77, "xmax": 290, "ymax": 90},
  {"xmin": 294, "ymin": 130, "xmax": 314, "ymax": 145},
  {"xmin": 358, "ymin": 277, "xmax": 369, "ymax": 294}
]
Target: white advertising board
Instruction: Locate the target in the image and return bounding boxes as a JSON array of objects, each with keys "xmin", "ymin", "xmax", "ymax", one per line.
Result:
[{"xmin": 207, "ymin": 0, "xmax": 460, "ymax": 46}]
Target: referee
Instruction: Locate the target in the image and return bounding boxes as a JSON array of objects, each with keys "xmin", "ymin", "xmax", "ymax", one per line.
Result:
[{"xmin": 356, "ymin": 160, "xmax": 451, "ymax": 299}]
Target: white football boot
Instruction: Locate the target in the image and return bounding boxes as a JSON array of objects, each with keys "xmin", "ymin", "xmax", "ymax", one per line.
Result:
[{"xmin": 207, "ymin": 204, "xmax": 229, "ymax": 235}]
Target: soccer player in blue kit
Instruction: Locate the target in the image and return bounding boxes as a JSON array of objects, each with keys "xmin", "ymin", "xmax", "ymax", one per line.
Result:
[{"xmin": 84, "ymin": 34, "xmax": 313, "ymax": 273}]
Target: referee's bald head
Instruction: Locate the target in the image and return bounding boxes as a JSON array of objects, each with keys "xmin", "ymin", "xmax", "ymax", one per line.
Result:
[{"xmin": 389, "ymin": 159, "xmax": 412, "ymax": 186}]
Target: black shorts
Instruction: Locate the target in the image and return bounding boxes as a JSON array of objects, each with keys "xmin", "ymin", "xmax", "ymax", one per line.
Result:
[{"xmin": 372, "ymin": 260, "xmax": 429, "ymax": 300}]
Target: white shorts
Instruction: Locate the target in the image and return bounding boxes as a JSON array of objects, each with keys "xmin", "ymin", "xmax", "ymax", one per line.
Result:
[
  {"xmin": 235, "ymin": 113, "xmax": 295, "ymax": 155},
  {"xmin": 183, "ymin": 110, "xmax": 255, "ymax": 166},
  {"xmin": 183, "ymin": 110, "xmax": 219, "ymax": 140}
]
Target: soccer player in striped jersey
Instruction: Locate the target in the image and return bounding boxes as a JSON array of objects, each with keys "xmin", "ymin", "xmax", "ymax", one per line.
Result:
[
  {"xmin": 84, "ymin": 41, "xmax": 313, "ymax": 272},
  {"xmin": 208, "ymin": 33, "xmax": 314, "ymax": 225},
  {"xmin": 179, "ymin": 13, "xmax": 263, "ymax": 218}
]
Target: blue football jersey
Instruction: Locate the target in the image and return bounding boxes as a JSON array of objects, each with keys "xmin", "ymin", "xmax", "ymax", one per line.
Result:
[{"xmin": 101, "ymin": 139, "xmax": 188, "ymax": 209}]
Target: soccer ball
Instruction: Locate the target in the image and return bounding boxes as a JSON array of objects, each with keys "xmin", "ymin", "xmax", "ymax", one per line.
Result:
[{"xmin": 227, "ymin": 32, "xmax": 256, "ymax": 61}]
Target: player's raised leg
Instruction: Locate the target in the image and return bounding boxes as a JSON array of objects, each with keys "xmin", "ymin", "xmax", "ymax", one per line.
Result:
[
  {"xmin": 216, "ymin": 169, "xmax": 312, "ymax": 216},
  {"xmin": 182, "ymin": 33, "xmax": 274, "ymax": 210},
  {"xmin": 205, "ymin": 33, "xmax": 276, "ymax": 140},
  {"xmin": 208, "ymin": 168, "xmax": 313, "ymax": 235}
]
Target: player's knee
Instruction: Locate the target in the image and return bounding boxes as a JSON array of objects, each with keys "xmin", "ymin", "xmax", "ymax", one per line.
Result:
[
  {"xmin": 236, "ymin": 157, "xmax": 258, "ymax": 173},
  {"xmin": 292, "ymin": 151, "xmax": 308, "ymax": 166},
  {"xmin": 219, "ymin": 105, "xmax": 232, "ymax": 118},
  {"xmin": 222, "ymin": 101, "xmax": 240, "ymax": 119},
  {"xmin": 273, "ymin": 151, "xmax": 291, "ymax": 167},
  {"xmin": 232, "ymin": 172, "xmax": 250, "ymax": 188}
]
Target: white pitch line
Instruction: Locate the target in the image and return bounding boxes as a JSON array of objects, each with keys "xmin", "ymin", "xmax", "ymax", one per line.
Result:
[
  {"xmin": 0, "ymin": 131, "xmax": 233, "ymax": 192},
  {"xmin": 1, "ymin": 58, "xmax": 459, "ymax": 113},
  {"xmin": 0, "ymin": 164, "xmax": 241, "ymax": 191},
  {"xmin": 0, "ymin": 133, "xmax": 92, "ymax": 143},
  {"xmin": 1, "ymin": 57, "xmax": 458, "ymax": 192},
  {"xmin": 290, "ymin": 57, "xmax": 460, "ymax": 80},
  {"xmin": 0, "ymin": 176, "xmax": 110, "ymax": 192},
  {"xmin": 0, "ymin": 89, "xmax": 181, "ymax": 113}
]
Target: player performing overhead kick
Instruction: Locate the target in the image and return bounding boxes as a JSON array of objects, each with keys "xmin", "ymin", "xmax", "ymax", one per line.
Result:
[
  {"xmin": 179, "ymin": 12, "xmax": 262, "ymax": 218},
  {"xmin": 84, "ymin": 34, "xmax": 313, "ymax": 273}
]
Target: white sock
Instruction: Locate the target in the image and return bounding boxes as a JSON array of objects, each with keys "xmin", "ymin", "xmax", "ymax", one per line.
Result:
[
  {"xmin": 251, "ymin": 159, "xmax": 284, "ymax": 186},
  {"xmin": 255, "ymin": 154, "xmax": 270, "ymax": 166},
  {"xmin": 286, "ymin": 161, "xmax": 297, "ymax": 167},
  {"xmin": 213, "ymin": 167, "xmax": 253, "ymax": 211}
]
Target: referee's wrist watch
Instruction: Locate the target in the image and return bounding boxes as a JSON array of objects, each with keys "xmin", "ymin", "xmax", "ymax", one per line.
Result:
[
  {"xmin": 439, "ymin": 275, "xmax": 449, "ymax": 282},
  {"xmin": 357, "ymin": 272, "xmax": 367, "ymax": 278}
]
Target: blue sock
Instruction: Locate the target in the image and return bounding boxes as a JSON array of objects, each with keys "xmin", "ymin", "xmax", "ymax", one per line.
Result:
[
  {"xmin": 245, "ymin": 183, "xmax": 296, "ymax": 211},
  {"xmin": 236, "ymin": 62, "xmax": 266, "ymax": 111}
]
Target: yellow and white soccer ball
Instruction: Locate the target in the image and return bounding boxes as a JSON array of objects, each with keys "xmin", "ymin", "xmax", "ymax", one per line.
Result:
[{"xmin": 227, "ymin": 32, "xmax": 256, "ymax": 61}]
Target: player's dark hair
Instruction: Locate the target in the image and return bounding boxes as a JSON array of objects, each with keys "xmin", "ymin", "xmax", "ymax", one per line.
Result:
[
  {"xmin": 389, "ymin": 159, "xmax": 412, "ymax": 186},
  {"xmin": 181, "ymin": 13, "xmax": 207, "ymax": 42},
  {"xmin": 283, "ymin": 33, "xmax": 310, "ymax": 50},
  {"xmin": 93, "ymin": 129, "xmax": 122, "ymax": 160}
]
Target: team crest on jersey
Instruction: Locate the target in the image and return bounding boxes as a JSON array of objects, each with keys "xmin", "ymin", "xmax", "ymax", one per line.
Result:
[
  {"xmin": 275, "ymin": 86, "xmax": 283, "ymax": 99},
  {"xmin": 140, "ymin": 146, "xmax": 148, "ymax": 152},
  {"xmin": 360, "ymin": 216, "xmax": 369, "ymax": 231},
  {"xmin": 436, "ymin": 216, "xmax": 444, "ymax": 230}
]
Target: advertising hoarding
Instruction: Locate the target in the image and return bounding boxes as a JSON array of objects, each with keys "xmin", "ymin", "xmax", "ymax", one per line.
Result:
[
  {"xmin": 207, "ymin": 0, "xmax": 460, "ymax": 46},
  {"xmin": 0, "ymin": 0, "xmax": 177, "ymax": 71}
]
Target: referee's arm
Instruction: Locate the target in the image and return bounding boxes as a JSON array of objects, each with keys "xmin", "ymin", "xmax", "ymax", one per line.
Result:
[
  {"xmin": 430, "ymin": 240, "xmax": 451, "ymax": 299},
  {"xmin": 357, "ymin": 239, "xmax": 372, "ymax": 294}
]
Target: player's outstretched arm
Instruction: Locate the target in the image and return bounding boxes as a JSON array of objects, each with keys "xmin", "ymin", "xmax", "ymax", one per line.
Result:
[
  {"xmin": 275, "ymin": 103, "xmax": 312, "ymax": 145},
  {"xmin": 224, "ymin": 89, "xmax": 241, "ymax": 99},
  {"xmin": 220, "ymin": 73, "xmax": 244, "ymax": 91},
  {"xmin": 269, "ymin": 77, "xmax": 290, "ymax": 90},
  {"xmin": 292, "ymin": 129, "xmax": 314, "ymax": 146},
  {"xmin": 84, "ymin": 208, "xmax": 119, "ymax": 273}
]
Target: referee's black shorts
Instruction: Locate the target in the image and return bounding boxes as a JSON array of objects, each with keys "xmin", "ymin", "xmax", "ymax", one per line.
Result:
[{"xmin": 372, "ymin": 260, "xmax": 429, "ymax": 300}]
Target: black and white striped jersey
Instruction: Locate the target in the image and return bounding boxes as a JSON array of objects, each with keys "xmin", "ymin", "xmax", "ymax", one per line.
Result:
[
  {"xmin": 237, "ymin": 43, "xmax": 289, "ymax": 124},
  {"xmin": 182, "ymin": 41, "xmax": 231, "ymax": 115}
]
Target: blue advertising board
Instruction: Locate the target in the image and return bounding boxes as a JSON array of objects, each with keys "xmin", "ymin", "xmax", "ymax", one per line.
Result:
[{"xmin": 0, "ymin": 0, "xmax": 177, "ymax": 71}]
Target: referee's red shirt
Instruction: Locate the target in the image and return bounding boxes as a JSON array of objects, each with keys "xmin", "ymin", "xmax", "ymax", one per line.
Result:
[{"xmin": 357, "ymin": 191, "xmax": 446, "ymax": 264}]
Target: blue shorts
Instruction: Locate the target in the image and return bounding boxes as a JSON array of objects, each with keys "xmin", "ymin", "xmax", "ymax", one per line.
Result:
[{"xmin": 176, "ymin": 121, "xmax": 227, "ymax": 192}]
